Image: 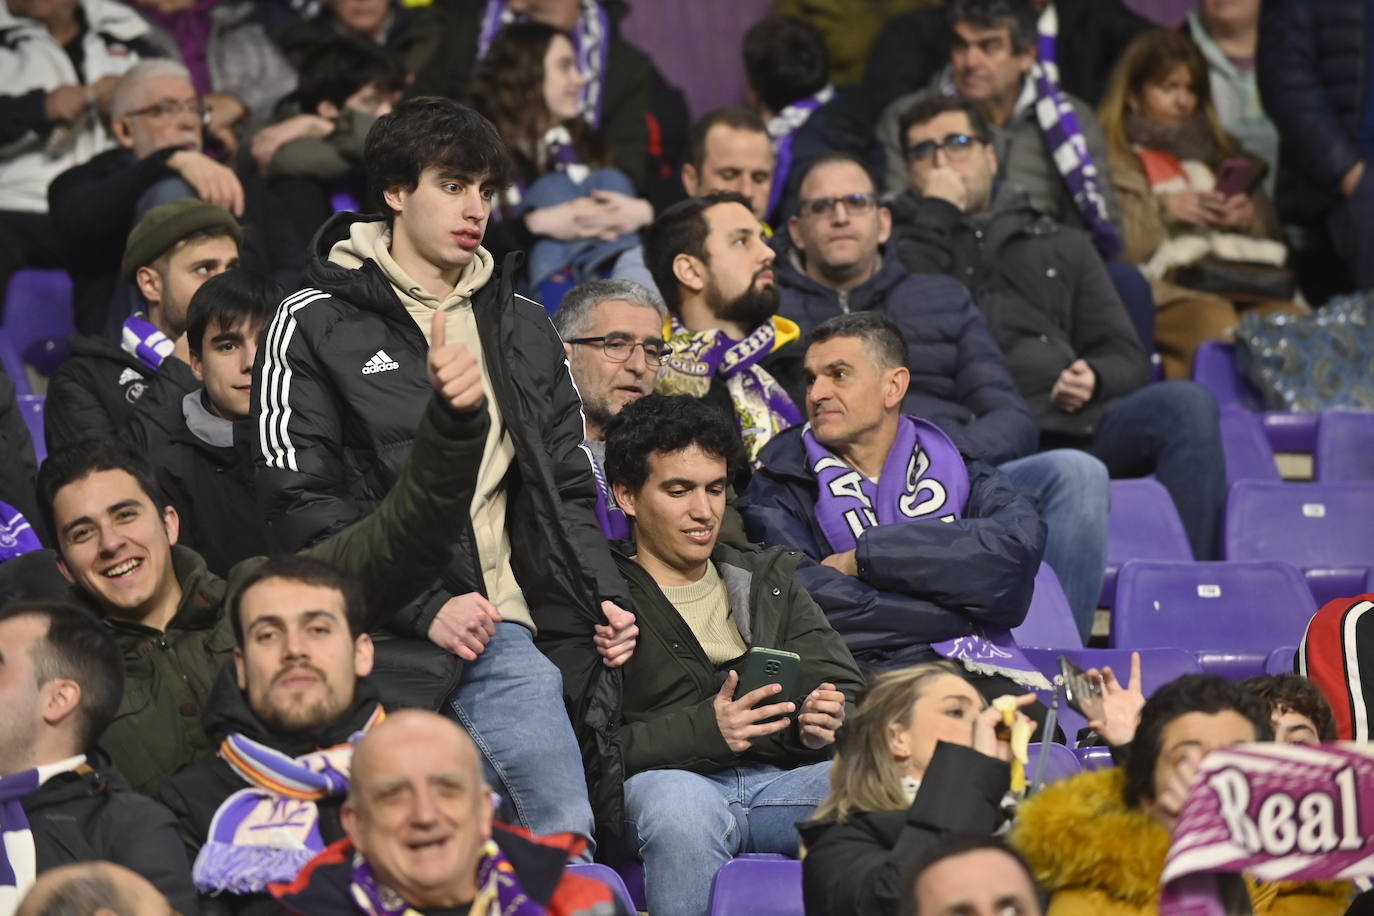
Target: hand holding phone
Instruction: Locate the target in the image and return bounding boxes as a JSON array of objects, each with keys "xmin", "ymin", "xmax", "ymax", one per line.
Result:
[
  {"xmin": 1059, "ymin": 656, "xmax": 1106, "ymax": 724},
  {"xmin": 1213, "ymin": 157, "xmax": 1255, "ymax": 197},
  {"xmin": 714, "ymin": 670, "xmax": 795, "ymax": 752}
]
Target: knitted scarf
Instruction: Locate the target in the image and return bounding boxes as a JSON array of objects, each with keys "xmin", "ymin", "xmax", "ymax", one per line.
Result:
[
  {"xmin": 192, "ymin": 706, "xmax": 384, "ymax": 895},
  {"xmin": 120, "ymin": 314, "xmax": 173, "ymax": 372},
  {"xmin": 0, "ymin": 758, "xmax": 87, "ymax": 914},
  {"xmin": 478, "ymin": 0, "xmax": 610, "ymax": 127},
  {"xmin": 349, "ymin": 839, "xmax": 547, "ymax": 916},
  {"xmin": 765, "ymin": 84, "xmax": 835, "ymax": 221},
  {"xmin": 0, "ymin": 503, "xmax": 41, "ymax": 563},
  {"xmin": 657, "ymin": 315, "xmax": 803, "ymax": 467}
]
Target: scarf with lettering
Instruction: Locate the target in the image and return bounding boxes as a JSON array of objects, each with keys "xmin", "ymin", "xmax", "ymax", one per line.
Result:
[
  {"xmin": 349, "ymin": 838, "xmax": 551, "ymax": 916},
  {"xmin": 657, "ymin": 316, "xmax": 803, "ymax": 467},
  {"xmin": 765, "ymin": 84, "xmax": 835, "ymax": 221},
  {"xmin": 120, "ymin": 314, "xmax": 174, "ymax": 372},
  {"xmin": 478, "ymin": 0, "xmax": 610, "ymax": 127},
  {"xmin": 0, "ymin": 758, "xmax": 87, "ymax": 913},
  {"xmin": 804, "ymin": 417, "xmax": 1047, "ymax": 688},
  {"xmin": 0, "ymin": 503, "xmax": 41, "ymax": 563},
  {"xmin": 192, "ymin": 706, "xmax": 384, "ymax": 895}
]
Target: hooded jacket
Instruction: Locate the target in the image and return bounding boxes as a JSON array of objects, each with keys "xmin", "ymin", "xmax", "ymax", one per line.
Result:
[
  {"xmin": 738, "ymin": 424, "xmax": 1044, "ymax": 669},
  {"xmin": 1011, "ymin": 767, "xmax": 1351, "ymax": 915},
  {"xmin": 891, "ymin": 185, "xmax": 1150, "ymax": 439},
  {"xmin": 24, "ymin": 753, "xmax": 200, "ymax": 915},
  {"xmin": 775, "ymin": 251, "xmax": 1037, "ymax": 466}
]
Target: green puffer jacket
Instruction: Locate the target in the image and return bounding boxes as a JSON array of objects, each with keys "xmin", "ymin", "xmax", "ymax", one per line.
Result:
[
  {"xmin": 94, "ymin": 393, "xmax": 490, "ymax": 794},
  {"xmin": 611, "ymin": 541, "xmax": 865, "ymax": 779}
]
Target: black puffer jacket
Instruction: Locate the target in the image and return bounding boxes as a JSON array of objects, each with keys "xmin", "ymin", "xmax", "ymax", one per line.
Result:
[
  {"xmin": 891, "ymin": 186, "xmax": 1149, "ymax": 439},
  {"xmin": 1258, "ymin": 0, "xmax": 1370, "ymax": 224}
]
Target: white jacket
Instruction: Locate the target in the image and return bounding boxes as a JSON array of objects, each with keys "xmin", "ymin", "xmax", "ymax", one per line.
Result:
[{"xmin": 0, "ymin": 0, "xmax": 152, "ymax": 213}]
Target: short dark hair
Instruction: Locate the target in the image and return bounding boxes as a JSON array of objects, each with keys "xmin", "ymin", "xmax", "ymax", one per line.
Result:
[
  {"xmin": 808, "ymin": 312, "xmax": 908, "ymax": 371},
  {"xmin": 903, "ymin": 834, "xmax": 1039, "ymax": 916},
  {"xmin": 364, "ymin": 96, "xmax": 513, "ymax": 223},
  {"xmin": 228, "ymin": 554, "xmax": 369, "ymax": 646},
  {"xmin": 604, "ymin": 394, "xmax": 744, "ymax": 494},
  {"xmin": 1124, "ymin": 674, "xmax": 1273, "ymax": 807},
  {"xmin": 793, "ymin": 151, "xmax": 878, "ymax": 202},
  {"xmin": 295, "ymin": 38, "xmax": 405, "ymax": 114},
  {"xmin": 642, "ymin": 192, "xmax": 753, "ymax": 312},
  {"xmin": 687, "ymin": 107, "xmax": 769, "ymax": 173},
  {"xmin": 37, "ymin": 440, "xmax": 168, "ymax": 551},
  {"xmin": 897, "ymin": 93, "xmax": 993, "ymax": 149},
  {"xmin": 1241, "ymin": 674, "xmax": 1338, "ymax": 742},
  {"xmin": 186, "ymin": 270, "xmax": 281, "ymax": 359},
  {"xmin": 0, "ymin": 601, "xmax": 125, "ymax": 750},
  {"xmin": 946, "ymin": 0, "xmax": 1038, "ymax": 54},
  {"xmin": 742, "ymin": 15, "xmax": 830, "ymax": 114}
]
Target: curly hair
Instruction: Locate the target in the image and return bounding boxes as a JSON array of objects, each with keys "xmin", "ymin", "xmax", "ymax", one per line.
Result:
[
  {"xmin": 1241, "ymin": 674, "xmax": 1338, "ymax": 742},
  {"xmin": 603, "ymin": 394, "xmax": 744, "ymax": 494}
]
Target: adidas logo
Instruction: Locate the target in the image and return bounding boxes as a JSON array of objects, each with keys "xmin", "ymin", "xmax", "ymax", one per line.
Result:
[{"xmin": 362, "ymin": 350, "xmax": 399, "ymax": 375}]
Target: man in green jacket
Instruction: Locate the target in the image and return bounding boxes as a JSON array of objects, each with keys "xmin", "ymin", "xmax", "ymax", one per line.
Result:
[
  {"xmin": 33, "ymin": 307, "xmax": 492, "ymax": 794},
  {"xmin": 603, "ymin": 393, "xmax": 864, "ymax": 916}
]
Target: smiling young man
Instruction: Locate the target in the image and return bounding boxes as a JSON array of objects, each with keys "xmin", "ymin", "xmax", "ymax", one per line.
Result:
[{"xmin": 252, "ymin": 96, "xmax": 634, "ymax": 847}]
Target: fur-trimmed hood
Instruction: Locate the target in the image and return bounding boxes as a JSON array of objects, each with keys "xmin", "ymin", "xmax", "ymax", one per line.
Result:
[{"xmin": 1010, "ymin": 768, "xmax": 1352, "ymax": 913}]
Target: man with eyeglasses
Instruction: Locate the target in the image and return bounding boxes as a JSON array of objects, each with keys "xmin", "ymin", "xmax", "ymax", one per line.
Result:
[
  {"xmin": 48, "ymin": 59, "xmax": 305, "ymax": 335},
  {"xmin": 776, "ymin": 151, "xmax": 1110, "ymax": 638},
  {"xmin": 892, "ymin": 94, "xmax": 1227, "ymax": 566}
]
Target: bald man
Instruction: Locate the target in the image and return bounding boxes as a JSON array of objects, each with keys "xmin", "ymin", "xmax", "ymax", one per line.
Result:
[
  {"xmin": 17, "ymin": 862, "xmax": 179, "ymax": 916},
  {"xmin": 271, "ymin": 711, "xmax": 629, "ymax": 915}
]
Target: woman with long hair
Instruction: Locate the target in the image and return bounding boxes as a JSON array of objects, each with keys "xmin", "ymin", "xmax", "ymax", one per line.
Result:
[
  {"xmin": 467, "ymin": 21, "xmax": 651, "ymax": 303},
  {"xmin": 1098, "ymin": 29, "xmax": 1304, "ymax": 379}
]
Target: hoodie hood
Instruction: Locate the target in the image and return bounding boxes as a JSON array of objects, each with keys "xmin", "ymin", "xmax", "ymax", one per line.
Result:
[{"xmin": 327, "ymin": 219, "xmax": 495, "ymax": 308}]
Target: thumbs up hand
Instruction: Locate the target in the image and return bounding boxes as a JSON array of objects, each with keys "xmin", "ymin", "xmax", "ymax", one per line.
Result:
[{"xmin": 427, "ymin": 306, "xmax": 486, "ymax": 414}]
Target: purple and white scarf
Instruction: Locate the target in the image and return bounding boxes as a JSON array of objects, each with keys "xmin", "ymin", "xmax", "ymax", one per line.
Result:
[
  {"xmin": 193, "ymin": 708, "xmax": 383, "ymax": 895},
  {"xmin": 1032, "ymin": 5, "xmax": 1122, "ymax": 259},
  {"xmin": 350, "ymin": 838, "xmax": 548, "ymax": 916},
  {"xmin": 765, "ymin": 84, "xmax": 835, "ymax": 221},
  {"xmin": 478, "ymin": 0, "xmax": 610, "ymax": 127},
  {"xmin": 1, "ymin": 758, "xmax": 86, "ymax": 913},
  {"xmin": 120, "ymin": 314, "xmax": 174, "ymax": 372},
  {"xmin": 0, "ymin": 503, "xmax": 41, "ymax": 563},
  {"xmin": 804, "ymin": 416, "xmax": 1047, "ymax": 688},
  {"xmin": 657, "ymin": 316, "xmax": 803, "ymax": 468},
  {"xmin": 583, "ymin": 443, "xmax": 629, "ymax": 541}
]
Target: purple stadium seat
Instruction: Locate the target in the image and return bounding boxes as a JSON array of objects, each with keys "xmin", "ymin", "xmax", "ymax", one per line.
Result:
[
  {"xmin": 1224, "ymin": 480, "xmax": 1374, "ymax": 607},
  {"xmin": 17, "ymin": 395, "xmax": 44, "ymax": 464},
  {"xmin": 616, "ymin": 860, "xmax": 646, "ymax": 911},
  {"xmin": 1191, "ymin": 341, "xmax": 1319, "ymax": 454},
  {"xmin": 1075, "ymin": 745, "xmax": 1115, "ymax": 770},
  {"xmin": 1316, "ymin": 411, "xmax": 1374, "ymax": 483},
  {"xmin": 1027, "ymin": 742, "xmax": 1080, "ymax": 789},
  {"xmin": 1219, "ymin": 406, "xmax": 1280, "ymax": 483},
  {"xmin": 1100, "ymin": 479, "xmax": 1193, "ymax": 608},
  {"xmin": 708, "ymin": 855, "xmax": 801, "ymax": 916},
  {"xmin": 330, "ymin": 186, "xmax": 363, "ymax": 213},
  {"xmin": 1, "ymin": 269, "xmax": 74, "ymax": 380},
  {"xmin": 566, "ymin": 863, "xmax": 635, "ymax": 910},
  {"xmin": 1265, "ymin": 646, "xmax": 1297, "ymax": 675},
  {"xmin": 1113, "ymin": 559, "xmax": 1315, "ymax": 679},
  {"xmin": 1012, "ymin": 563, "xmax": 1082, "ymax": 649}
]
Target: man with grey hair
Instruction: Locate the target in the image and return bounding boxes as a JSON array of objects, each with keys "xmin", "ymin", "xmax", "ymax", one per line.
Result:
[{"xmin": 47, "ymin": 60, "xmax": 305, "ymax": 334}]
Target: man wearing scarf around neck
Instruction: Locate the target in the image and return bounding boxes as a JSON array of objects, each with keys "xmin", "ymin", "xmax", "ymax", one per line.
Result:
[
  {"xmin": 0, "ymin": 601, "xmax": 198, "ymax": 916},
  {"xmin": 739, "ymin": 312, "xmax": 1050, "ymax": 705}
]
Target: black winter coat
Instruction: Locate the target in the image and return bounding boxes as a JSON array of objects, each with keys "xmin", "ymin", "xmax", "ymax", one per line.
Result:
[
  {"xmin": 1258, "ymin": 0, "xmax": 1371, "ymax": 225},
  {"xmin": 798, "ymin": 742, "xmax": 1010, "ymax": 916},
  {"xmin": 891, "ymin": 187, "xmax": 1149, "ymax": 439},
  {"xmin": 775, "ymin": 251, "xmax": 1038, "ymax": 466},
  {"xmin": 738, "ymin": 424, "xmax": 1045, "ymax": 670},
  {"xmin": 26, "ymin": 754, "xmax": 200, "ymax": 915}
]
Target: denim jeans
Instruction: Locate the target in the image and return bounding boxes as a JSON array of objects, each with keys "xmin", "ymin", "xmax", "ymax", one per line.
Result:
[
  {"xmin": 624, "ymin": 761, "xmax": 831, "ymax": 916},
  {"xmin": 1089, "ymin": 380, "xmax": 1224, "ymax": 561},
  {"xmin": 445, "ymin": 622, "xmax": 595, "ymax": 855},
  {"xmin": 1000, "ymin": 449, "xmax": 1110, "ymax": 639}
]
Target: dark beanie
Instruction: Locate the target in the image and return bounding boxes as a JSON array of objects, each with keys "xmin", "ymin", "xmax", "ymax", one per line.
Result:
[{"xmin": 120, "ymin": 199, "xmax": 241, "ymax": 280}]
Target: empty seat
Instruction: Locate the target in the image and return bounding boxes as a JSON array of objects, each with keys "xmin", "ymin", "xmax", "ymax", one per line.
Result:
[
  {"xmin": 1225, "ymin": 480, "xmax": 1374, "ymax": 607},
  {"xmin": 1, "ymin": 269, "xmax": 74, "ymax": 379},
  {"xmin": 17, "ymin": 394, "xmax": 44, "ymax": 464},
  {"xmin": 1113, "ymin": 559, "xmax": 1315, "ymax": 679},
  {"xmin": 1265, "ymin": 646, "xmax": 1297, "ymax": 675},
  {"xmin": 708, "ymin": 855, "xmax": 802, "ymax": 916},
  {"xmin": 1191, "ymin": 341, "xmax": 1319, "ymax": 454},
  {"xmin": 1027, "ymin": 742, "xmax": 1080, "ymax": 789},
  {"xmin": 1219, "ymin": 406, "xmax": 1280, "ymax": 483},
  {"xmin": 566, "ymin": 863, "xmax": 636, "ymax": 911},
  {"xmin": 1075, "ymin": 745, "xmax": 1115, "ymax": 771},
  {"xmin": 1316, "ymin": 411, "xmax": 1374, "ymax": 483},
  {"xmin": 1100, "ymin": 479, "xmax": 1193, "ymax": 609},
  {"xmin": 1012, "ymin": 563, "xmax": 1082, "ymax": 649}
]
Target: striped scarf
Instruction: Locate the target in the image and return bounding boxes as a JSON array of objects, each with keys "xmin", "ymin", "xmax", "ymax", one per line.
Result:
[
  {"xmin": 350, "ymin": 839, "xmax": 547, "ymax": 916},
  {"xmin": 120, "ymin": 314, "xmax": 173, "ymax": 372},
  {"xmin": 0, "ymin": 503, "xmax": 41, "ymax": 563},
  {"xmin": 0, "ymin": 758, "xmax": 87, "ymax": 915},
  {"xmin": 765, "ymin": 84, "xmax": 834, "ymax": 221},
  {"xmin": 478, "ymin": 0, "xmax": 610, "ymax": 127}
]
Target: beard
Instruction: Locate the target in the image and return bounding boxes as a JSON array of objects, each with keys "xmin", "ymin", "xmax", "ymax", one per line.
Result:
[
  {"xmin": 254, "ymin": 664, "xmax": 350, "ymax": 735},
  {"xmin": 706, "ymin": 273, "xmax": 780, "ymax": 332}
]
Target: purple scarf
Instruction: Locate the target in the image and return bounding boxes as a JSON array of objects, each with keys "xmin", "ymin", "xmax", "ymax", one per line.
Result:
[
  {"xmin": 583, "ymin": 444, "xmax": 629, "ymax": 541},
  {"xmin": 120, "ymin": 314, "xmax": 174, "ymax": 372},
  {"xmin": 478, "ymin": 0, "xmax": 611, "ymax": 127},
  {"xmin": 765, "ymin": 84, "xmax": 835, "ymax": 221},
  {"xmin": 350, "ymin": 839, "xmax": 546, "ymax": 916},
  {"xmin": 0, "ymin": 768, "xmax": 42, "ymax": 907},
  {"xmin": 0, "ymin": 503, "xmax": 41, "ymax": 563},
  {"xmin": 138, "ymin": 0, "xmax": 221, "ymax": 95},
  {"xmin": 1032, "ymin": 6, "xmax": 1122, "ymax": 258}
]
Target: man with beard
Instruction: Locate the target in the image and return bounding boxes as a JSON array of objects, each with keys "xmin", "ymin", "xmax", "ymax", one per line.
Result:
[{"xmin": 643, "ymin": 193, "xmax": 803, "ymax": 473}]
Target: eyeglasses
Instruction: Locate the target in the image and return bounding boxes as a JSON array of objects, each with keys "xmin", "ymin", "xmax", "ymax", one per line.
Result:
[
  {"xmin": 905, "ymin": 132, "xmax": 983, "ymax": 163},
  {"xmin": 567, "ymin": 336, "xmax": 671, "ymax": 366},
  {"xmin": 798, "ymin": 192, "xmax": 878, "ymax": 218},
  {"xmin": 125, "ymin": 98, "xmax": 213, "ymax": 124}
]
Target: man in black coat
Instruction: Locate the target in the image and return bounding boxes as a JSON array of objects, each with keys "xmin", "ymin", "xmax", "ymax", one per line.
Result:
[
  {"xmin": 0, "ymin": 600, "xmax": 197, "ymax": 914},
  {"xmin": 892, "ymin": 95, "xmax": 1226, "ymax": 561}
]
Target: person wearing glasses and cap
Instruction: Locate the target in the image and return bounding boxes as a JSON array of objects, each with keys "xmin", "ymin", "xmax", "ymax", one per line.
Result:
[{"xmin": 47, "ymin": 60, "xmax": 306, "ymax": 336}]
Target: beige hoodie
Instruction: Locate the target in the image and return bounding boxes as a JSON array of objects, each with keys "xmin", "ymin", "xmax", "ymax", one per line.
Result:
[{"xmin": 329, "ymin": 221, "xmax": 533, "ymax": 631}]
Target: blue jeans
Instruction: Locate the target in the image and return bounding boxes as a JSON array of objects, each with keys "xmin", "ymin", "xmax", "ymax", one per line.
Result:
[
  {"xmin": 1000, "ymin": 449, "xmax": 1109, "ymax": 639},
  {"xmin": 445, "ymin": 622, "xmax": 595, "ymax": 854},
  {"xmin": 624, "ymin": 761, "xmax": 831, "ymax": 916},
  {"xmin": 1088, "ymin": 380, "xmax": 1224, "ymax": 561}
]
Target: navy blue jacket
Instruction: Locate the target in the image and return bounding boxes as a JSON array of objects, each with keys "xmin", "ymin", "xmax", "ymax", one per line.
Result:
[
  {"xmin": 1258, "ymin": 0, "xmax": 1369, "ymax": 224},
  {"xmin": 738, "ymin": 424, "xmax": 1045, "ymax": 669},
  {"xmin": 775, "ymin": 251, "xmax": 1038, "ymax": 466}
]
